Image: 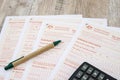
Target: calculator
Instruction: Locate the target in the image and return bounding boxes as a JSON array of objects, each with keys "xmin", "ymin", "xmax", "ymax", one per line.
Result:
[{"xmin": 69, "ymin": 62, "xmax": 117, "ymax": 80}]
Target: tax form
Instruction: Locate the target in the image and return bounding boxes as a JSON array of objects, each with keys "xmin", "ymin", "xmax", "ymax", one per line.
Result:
[
  {"xmin": 22, "ymin": 21, "xmax": 82, "ymax": 80},
  {"xmin": 0, "ymin": 17, "xmax": 26, "ymax": 80},
  {"xmin": 51, "ymin": 23, "xmax": 120, "ymax": 80},
  {"xmin": 6, "ymin": 17, "xmax": 43, "ymax": 80}
]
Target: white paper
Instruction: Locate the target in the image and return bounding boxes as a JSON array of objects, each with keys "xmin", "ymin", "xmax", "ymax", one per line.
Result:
[{"xmin": 52, "ymin": 23, "xmax": 120, "ymax": 80}]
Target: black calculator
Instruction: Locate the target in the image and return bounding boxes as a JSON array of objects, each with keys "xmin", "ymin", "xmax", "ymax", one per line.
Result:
[{"xmin": 69, "ymin": 62, "xmax": 117, "ymax": 80}]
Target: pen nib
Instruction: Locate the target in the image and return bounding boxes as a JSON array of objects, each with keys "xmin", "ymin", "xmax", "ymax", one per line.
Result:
[{"xmin": 53, "ymin": 40, "xmax": 61, "ymax": 46}]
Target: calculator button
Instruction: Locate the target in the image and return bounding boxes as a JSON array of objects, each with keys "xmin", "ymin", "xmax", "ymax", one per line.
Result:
[
  {"xmin": 72, "ymin": 78, "xmax": 78, "ymax": 80},
  {"xmin": 92, "ymin": 70, "xmax": 99, "ymax": 77},
  {"xmin": 81, "ymin": 74, "xmax": 89, "ymax": 80},
  {"xmin": 88, "ymin": 77, "xmax": 94, "ymax": 80},
  {"xmin": 81, "ymin": 63, "xmax": 89, "ymax": 71},
  {"xmin": 86, "ymin": 67, "xmax": 94, "ymax": 74},
  {"xmin": 76, "ymin": 71, "xmax": 83, "ymax": 78},
  {"xmin": 97, "ymin": 73, "xmax": 105, "ymax": 80}
]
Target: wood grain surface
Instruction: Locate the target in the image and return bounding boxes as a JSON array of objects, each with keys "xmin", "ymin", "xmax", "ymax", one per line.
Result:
[{"xmin": 0, "ymin": 0, "xmax": 120, "ymax": 31}]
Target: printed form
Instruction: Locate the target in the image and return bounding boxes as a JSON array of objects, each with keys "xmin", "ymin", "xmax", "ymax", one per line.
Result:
[
  {"xmin": 0, "ymin": 17, "xmax": 26, "ymax": 80},
  {"xmin": 22, "ymin": 21, "xmax": 82, "ymax": 80},
  {"xmin": 7, "ymin": 17, "xmax": 43, "ymax": 80},
  {"xmin": 51, "ymin": 23, "xmax": 120, "ymax": 80}
]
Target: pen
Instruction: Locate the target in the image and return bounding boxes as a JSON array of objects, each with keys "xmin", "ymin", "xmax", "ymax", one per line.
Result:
[{"xmin": 4, "ymin": 40, "xmax": 61, "ymax": 70}]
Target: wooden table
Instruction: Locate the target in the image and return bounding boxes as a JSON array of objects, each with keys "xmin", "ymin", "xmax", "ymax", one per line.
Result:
[{"xmin": 0, "ymin": 0, "xmax": 120, "ymax": 31}]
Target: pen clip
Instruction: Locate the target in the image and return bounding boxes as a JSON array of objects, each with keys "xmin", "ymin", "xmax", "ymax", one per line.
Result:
[{"xmin": 11, "ymin": 56, "xmax": 24, "ymax": 63}]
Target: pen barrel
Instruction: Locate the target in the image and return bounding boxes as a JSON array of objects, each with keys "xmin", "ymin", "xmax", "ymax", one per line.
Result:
[{"xmin": 13, "ymin": 43, "xmax": 54, "ymax": 67}]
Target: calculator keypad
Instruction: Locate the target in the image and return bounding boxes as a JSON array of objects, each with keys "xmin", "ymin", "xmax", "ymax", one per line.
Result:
[
  {"xmin": 98, "ymin": 73, "xmax": 105, "ymax": 80},
  {"xmin": 76, "ymin": 71, "xmax": 83, "ymax": 78},
  {"xmin": 69, "ymin": 62, "xmax": 117, "ymax": 80},
  {"xmin": 86, "ymin": 67, "xmax": 94, "ymax": 74},
  {"xmin": 92, "ymin": 70, "xmax": 99, "ymax": 77}
]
